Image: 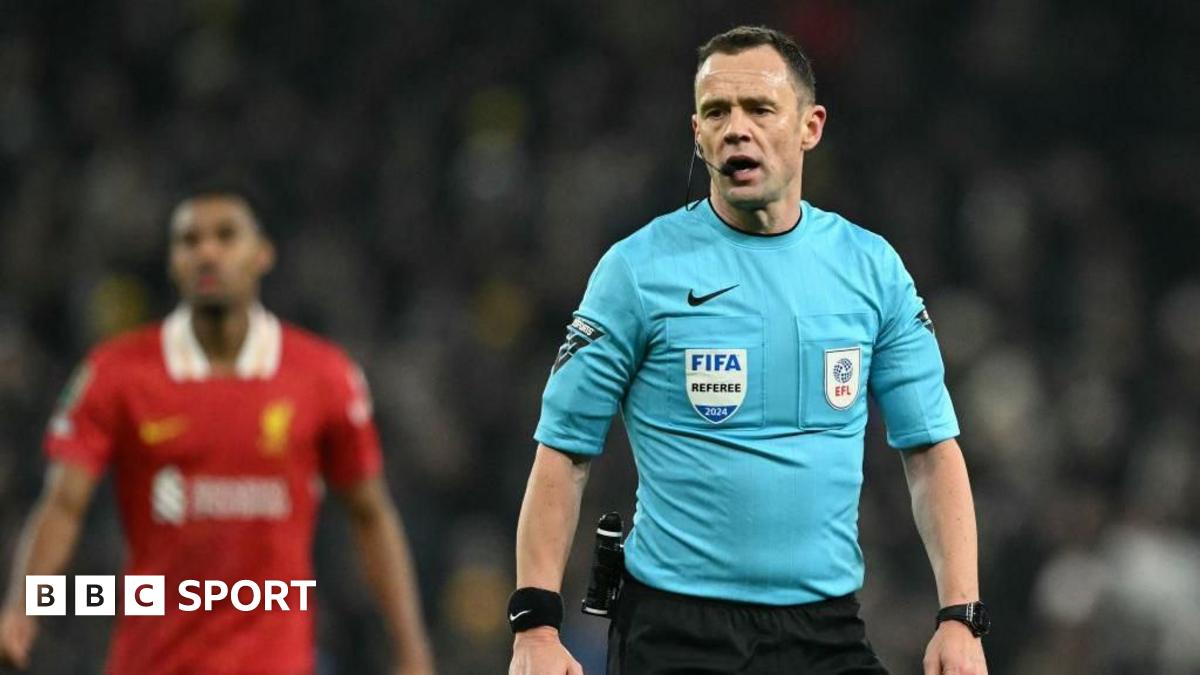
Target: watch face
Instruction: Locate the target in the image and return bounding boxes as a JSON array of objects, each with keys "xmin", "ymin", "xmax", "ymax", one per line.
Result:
[{"xmin": 972, "ymin": 602, "xmax": 991, "ymax": 634}]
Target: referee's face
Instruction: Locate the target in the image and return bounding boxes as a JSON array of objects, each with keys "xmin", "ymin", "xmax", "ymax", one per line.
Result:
[
  {"xmin": 693, "ymin": 46, "xmax": 825, "ymax": 211},
  {"xmin": 168, "ymin": 195, "xmax": 275, "ymax": 311}
]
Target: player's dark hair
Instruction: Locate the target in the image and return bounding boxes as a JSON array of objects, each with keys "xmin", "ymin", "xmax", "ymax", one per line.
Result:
[
  {"xmin": 697, "ymin": 26, "xmax": 816, "ymax": 102},
  {"xmin": 172, "ymin": 179, "xmax": 273, "ymax": 240}
]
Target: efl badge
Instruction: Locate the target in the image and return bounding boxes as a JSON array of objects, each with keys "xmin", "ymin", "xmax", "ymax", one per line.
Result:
[
  {"xmin": 824, "ymin": 347, "xmax": 861, "ymax": 410},
  {"xmin": 685, "ymin": 349, "xmax": 747, "ymax": 424}
]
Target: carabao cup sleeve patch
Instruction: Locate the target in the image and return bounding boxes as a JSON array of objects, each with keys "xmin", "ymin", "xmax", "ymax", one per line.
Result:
[
  {"xmin": 552, "ymin": 317, "xmax": 606, "ymax": 374},
  {"xmin": 916, "ymin": 308, "xmax": 934, "ymax": 334}
]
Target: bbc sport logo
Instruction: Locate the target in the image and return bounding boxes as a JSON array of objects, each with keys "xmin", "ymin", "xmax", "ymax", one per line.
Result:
[{"xmin": 26, "ymin": 576, "xmax": 316, "ymax": 616}]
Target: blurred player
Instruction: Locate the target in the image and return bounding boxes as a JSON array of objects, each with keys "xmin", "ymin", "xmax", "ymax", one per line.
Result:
[{"xmin": 0, "ymin": 187, "xmax": 434, "ymax": 674}]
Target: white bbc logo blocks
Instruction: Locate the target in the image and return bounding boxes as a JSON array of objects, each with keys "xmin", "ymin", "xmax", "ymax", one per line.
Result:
[
  {"xmin": 26, "ymin": 575, "xmax": 163, "ymax": 616},
  {"xmin": 124, "ymin": 575, "xmax": 166, "ymax": 616},
  {"xmin": 25, "ymin": 575, "xmax": 66, "ymax": 616},
  {"xmin": 75, "ymin": 575, "xmax": 116, "ymax": 616}
]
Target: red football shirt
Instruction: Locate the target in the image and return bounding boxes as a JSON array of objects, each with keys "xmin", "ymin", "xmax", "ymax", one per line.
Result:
[{"xmin": 43, "ymin": 305, "xmax": 382, "ymax": 675}]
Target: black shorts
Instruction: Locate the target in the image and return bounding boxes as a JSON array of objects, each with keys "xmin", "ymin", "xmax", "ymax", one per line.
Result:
[{"xmin": 606, "ymin": 574, "xmax": 889, "ymax": 675}]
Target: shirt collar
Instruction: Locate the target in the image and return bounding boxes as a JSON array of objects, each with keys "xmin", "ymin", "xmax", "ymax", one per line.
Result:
[
  {"xmin": 701, "ymin": 198, "xmax": 812, "ymax": 250},
  {"xmin": 162, "ymin": 304, "xmax": 282, "ymax": 382}
]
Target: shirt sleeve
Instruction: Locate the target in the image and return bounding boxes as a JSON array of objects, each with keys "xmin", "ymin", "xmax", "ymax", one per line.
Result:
[
  {"xmin": 43, "ymin": 356, "xmax": 121, "ymax": 476},
  {"xmin": 869, "ymin": 243, "xmax": 960, "ymax": 450},
  {"xmin": 534, "ymin": 246, "xmax": 648, "ymax": 456},
  {"xmin": 319, "ymin": 353, "xmax": 384, "ymax": 488}
]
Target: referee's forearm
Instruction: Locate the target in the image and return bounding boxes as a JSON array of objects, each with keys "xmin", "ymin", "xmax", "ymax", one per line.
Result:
[
  {"xmin": 902, "ymin": 438, "xmax": 980, "ymax": 606},
  {"xmin": 515, "ymin": 444, "xmax": 591, "ymax": 592}
]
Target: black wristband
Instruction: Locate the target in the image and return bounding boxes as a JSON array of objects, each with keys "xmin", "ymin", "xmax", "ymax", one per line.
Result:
[{"xmin": 507, "ymin": 587, "xmax": 564, "ymax": 633}]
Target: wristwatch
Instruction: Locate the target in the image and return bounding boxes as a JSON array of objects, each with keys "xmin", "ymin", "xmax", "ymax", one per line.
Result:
[{"xmin": 936, "ymin": 601, "xmax": 990, "ymax": 637}]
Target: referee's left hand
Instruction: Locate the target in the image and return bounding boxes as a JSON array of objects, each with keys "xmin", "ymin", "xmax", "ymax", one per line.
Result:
[{"xmin": 923, "ymin": 621, "xmax": 987, "ymax": 675}]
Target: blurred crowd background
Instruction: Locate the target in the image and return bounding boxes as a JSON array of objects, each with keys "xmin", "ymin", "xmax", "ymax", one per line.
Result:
[{"xmin": 1, "ymin": 0, "xmax": 1198, "ymax": 673}]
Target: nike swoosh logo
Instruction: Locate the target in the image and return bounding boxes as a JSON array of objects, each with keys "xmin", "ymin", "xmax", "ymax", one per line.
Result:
[
  {"xmin": 139, "ymin": 416, "xmax": 188, "ymax": 446},
  {"xmin": 687, "ymin": 284, "xmax": 739, "ymax": 306},
  {"xmin": 509, "ymin": 609, "xmax": 532, "ymax": 622}
]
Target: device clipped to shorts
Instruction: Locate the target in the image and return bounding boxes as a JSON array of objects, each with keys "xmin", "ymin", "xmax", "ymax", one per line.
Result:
[{"xmin": 581, "ymin": 511, "xmax": 624, "ymax": 618}]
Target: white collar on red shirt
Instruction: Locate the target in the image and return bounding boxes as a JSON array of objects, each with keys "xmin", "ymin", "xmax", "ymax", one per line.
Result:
[{"xmin": 161, "ymin": 303, "xmax": 282, "ymax": 381}]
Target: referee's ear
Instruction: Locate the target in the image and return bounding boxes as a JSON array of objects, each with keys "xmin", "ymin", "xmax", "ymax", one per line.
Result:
[{"xmin": 799, "ymin": 103, "xmax": 827, "ymax": 152}]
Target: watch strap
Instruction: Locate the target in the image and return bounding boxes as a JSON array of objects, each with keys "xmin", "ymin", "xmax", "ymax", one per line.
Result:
[{"xmin": 936, "ymin": 601, "xmax": 989, "ymax": 637}]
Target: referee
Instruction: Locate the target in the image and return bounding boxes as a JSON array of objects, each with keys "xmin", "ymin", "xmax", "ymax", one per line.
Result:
[{"xmin": 509, "ymin": 26, "xmax": 988, "ymax": 675}]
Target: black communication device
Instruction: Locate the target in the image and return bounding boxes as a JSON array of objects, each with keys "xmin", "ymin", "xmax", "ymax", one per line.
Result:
[{"xmin": 581, "ymin": 512, "xmax": 624, "ymax": 618}]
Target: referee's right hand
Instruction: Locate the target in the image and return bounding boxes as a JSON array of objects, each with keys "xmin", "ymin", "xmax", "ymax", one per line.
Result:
[{"xmin": 509, "ymin": 626, "xmax": 584, "ymax": 675}]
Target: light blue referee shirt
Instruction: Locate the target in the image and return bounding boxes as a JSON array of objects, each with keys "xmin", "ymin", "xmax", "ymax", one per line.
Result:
[{"xmin": 535, "ymin": 198, "xmax": 959, "ymax": 605}]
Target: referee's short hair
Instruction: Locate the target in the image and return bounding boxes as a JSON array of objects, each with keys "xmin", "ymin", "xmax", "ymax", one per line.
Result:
[{"xmin": 697, "ymin": 26, "xmax": 817, "ymax": 103}]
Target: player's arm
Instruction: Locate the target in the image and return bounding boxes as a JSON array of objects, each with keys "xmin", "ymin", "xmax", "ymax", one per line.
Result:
[
  {"xmin": 510, "ymin": 444, "xmax": 590, "ymax": 675},
  {"xmin": 337, "ymin": 476, "xmax": 434, "ymax": 675},
  {"xmin": 319, "ymin": 352, "xmax": 433, "ymax": 674},
  {"xmin": 1, "ymin": 461, "xmax": 100, "ymax": 669}
]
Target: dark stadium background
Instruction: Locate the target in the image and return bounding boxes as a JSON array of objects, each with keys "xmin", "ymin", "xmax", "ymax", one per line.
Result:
[{"xmin": 1, "ymin": 1, "xmax": 1198, "ymax": 673}]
